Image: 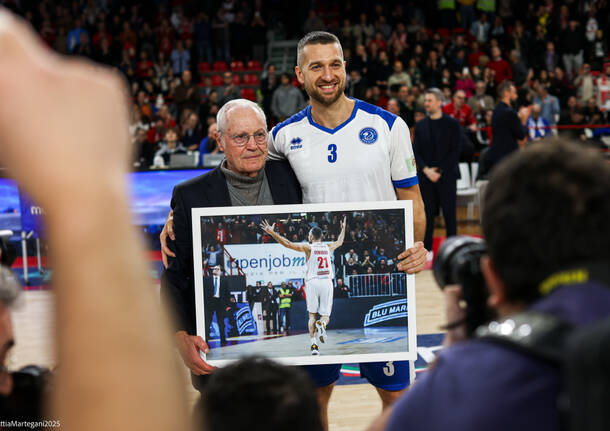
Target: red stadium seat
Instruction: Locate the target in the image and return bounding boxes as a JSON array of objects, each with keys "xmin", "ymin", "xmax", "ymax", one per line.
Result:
[
  {"xmin": 246, "ymin": 60, "xmax": 262, "ymax": 71},
  {"xmin": 232, "ymin": 74, "xmax": 242, "ymax": 85},
  {"xmin": 211, "ymin": 75, "xmax": 223, "ymax": 86},
  {"xmin": 243, "ymin": 73, "xmax": 260, "ymax": 86},
  {"xmin": 197, "ymin": 62, "xmax": 211, "ymax": 73},
  {"xmin": 291, "ymin": 77, "xmax": 301, "ymax": 87},
  {"xmin": 230, "ymin": 60, "xmax": 245, "ymax": 72},
  {"xmin": 213, "ymin": 61, "xmax": 228, "ymax": 72},
  {"xmin": 240, "ymin": 88, "xmax": 256, "ymax": 101}
]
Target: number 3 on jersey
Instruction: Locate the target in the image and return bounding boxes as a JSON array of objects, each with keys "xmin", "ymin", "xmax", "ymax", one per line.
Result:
[{"xmin": 327, "ymin": 144, "xmax": 337, "ymax": 163}]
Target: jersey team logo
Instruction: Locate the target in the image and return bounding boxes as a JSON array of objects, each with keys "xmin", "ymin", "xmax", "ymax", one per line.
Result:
[{"xmin": 359, "ymin": 127, "xmax": 378, "ymax": 144}]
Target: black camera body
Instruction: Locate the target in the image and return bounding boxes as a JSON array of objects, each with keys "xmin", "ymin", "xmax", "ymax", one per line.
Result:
[
  {"xmin": 433, "ymin": 236, "xmax": 495, "ymax": 336},
  {"xmin": 0, "ymin": 365, "xmax": 51, "ymax": 423}
]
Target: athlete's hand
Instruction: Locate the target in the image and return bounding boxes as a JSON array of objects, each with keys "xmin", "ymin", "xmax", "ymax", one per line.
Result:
[
  {"xmin": 174, "ymin": 331, "xmax": 216, "ymax": 376},
  {"xmin": 396, "ymin": 241, "xmax": 427, "ymax": 274},
  {"xmin": 340, "ymin": 215, "xmax": 347, "ymax": 231},
  {"xmin": 260, "ymin": 219, "xmax": 275, "ymax": 234},
  {"xmin": 160, "ymin": 210, "xmax": 176, "ymax": 268}
]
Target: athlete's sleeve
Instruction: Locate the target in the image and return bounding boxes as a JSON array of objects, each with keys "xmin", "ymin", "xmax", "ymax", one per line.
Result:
[
  {"xmin": 389, "ymin": 116, "xmax": 418, "ymax": 188},
  {"xmin": 267, "ymin": 126, "xmax": 287, "ymax": 161}
]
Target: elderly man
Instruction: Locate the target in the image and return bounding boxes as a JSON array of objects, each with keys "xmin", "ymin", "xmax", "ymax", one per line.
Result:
[{"xmin": 161, "ymin": 99, "xmax": 302, "ymax": 391}]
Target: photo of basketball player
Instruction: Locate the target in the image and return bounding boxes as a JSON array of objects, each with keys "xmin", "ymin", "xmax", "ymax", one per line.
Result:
[
  {"xmin": 261, "ymin": 216, "xmax": 346, "ymax": 355},
  {"xmin": 191, "ymin": 201, "xmax": 417, "ymax": 368}
]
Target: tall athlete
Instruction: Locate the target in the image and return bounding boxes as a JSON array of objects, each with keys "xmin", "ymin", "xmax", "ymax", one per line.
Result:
[
  {"xmin": 261, "ymin": 217, "xmax": 347, "ymax": 355},
  {"xmin": 267, "ymin": 31, "xmax": 428, "ymax": 420}
]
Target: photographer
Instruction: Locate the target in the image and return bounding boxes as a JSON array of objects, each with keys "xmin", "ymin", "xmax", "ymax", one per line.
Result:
[{"xmin": 369, "ymin": 139, "xmax": 610, "ymax": 431}]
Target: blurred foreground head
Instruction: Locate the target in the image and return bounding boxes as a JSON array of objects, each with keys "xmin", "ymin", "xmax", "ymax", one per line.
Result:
[
  {"xmin": 197, "ymin": 356, "xmax": 323, "ymax": 431},
  {"xmin": 482, "ymin": 139, "xmax": 610, "ymax": 303}
]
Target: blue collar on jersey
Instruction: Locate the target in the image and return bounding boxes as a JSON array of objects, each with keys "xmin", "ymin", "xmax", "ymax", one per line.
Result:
[{"xmin": 306, "ymin": 99, "xmax": 359, "ymax": 134}]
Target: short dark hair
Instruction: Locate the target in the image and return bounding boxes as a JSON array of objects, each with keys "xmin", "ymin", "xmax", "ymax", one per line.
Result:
[
  {"xmin": 482, "ymin": 139, "xmax": 610, "ymax": 303},
  {"xmin": 309, "ymin": 226, "xmax": 323, "ymax": 240},
  {"xmin": 197, "ymin": 356, "xmax": 322, "ymax": 431},
  {"xmin": 297, "ymin": 31, "xmax": 342, "ymax": 67},
  {"xmin": 496, "ymin": 80, "xmax": 514, "ymax": 98}
]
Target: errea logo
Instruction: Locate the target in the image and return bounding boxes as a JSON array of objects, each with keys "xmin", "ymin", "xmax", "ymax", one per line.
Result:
[{"xmin": 290, "ymin": 137, "xmax": 303, "ymax": 150}]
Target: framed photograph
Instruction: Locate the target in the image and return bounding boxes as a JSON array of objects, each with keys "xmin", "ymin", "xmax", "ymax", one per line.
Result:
[{"xmin": 192, "ymin": 200, "xmax": 417, "ymax": 366}]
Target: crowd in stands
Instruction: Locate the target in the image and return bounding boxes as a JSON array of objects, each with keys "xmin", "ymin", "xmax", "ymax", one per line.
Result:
[{"xmin": 9, "ymin": 0, "xmax": 608, "ymax": 171}]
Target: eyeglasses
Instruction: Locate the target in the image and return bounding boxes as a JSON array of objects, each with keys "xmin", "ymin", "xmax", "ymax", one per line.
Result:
[{"xmin": 223, "ymin": 131, "xmax": 268, "ymax": 147}]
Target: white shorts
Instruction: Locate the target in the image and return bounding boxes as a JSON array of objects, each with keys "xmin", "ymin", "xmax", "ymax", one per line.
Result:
[{"xmin": 305, "ymin": 278, "xmax": 334, "ymax": 316}]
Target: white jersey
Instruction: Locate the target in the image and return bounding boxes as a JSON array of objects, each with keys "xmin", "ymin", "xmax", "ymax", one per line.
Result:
[
  {"xmin": 268, "ymin": 99, "xmax": 419, "ymax": 203},
  {"xmin": 305, "ymin": 242, "xmax": 333, "ymax": 281}
]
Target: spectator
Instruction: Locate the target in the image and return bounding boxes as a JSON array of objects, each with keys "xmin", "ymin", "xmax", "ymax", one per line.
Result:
[
  {"xmin": 212, "ymin": 8, "xmax": 230, "ymax": 62},
  {"xmin": 271, "ymin": 73, "xmax": 306, "ymax": 122},
  {"xmin": 218, "ymin": 71, "xmax": 242, "ymax": 107},
  {"xmin": 549, "ymin": 67, "xmax": 574, "ymax": 106},
  {"xmin": 347, "ymin": 69, "xmax": 369, "ymax": 101},
  {"xmin": 479, "ymin": 81, "xmax": 528, "ymax": 177},
  {"xmin": 533, "ymin": 82, "xmax": 560, "ymax": 131},
  {"xmin": 387, "ymin": 98, "xmax": 401, "ymax": 116},
  {"xmin": 526, "ymin": 104, "xmax": 551, "ymax": 141},
  {"xmin": 303, "ymin": 10, "xmax": 325, "ymax": 34},
  {"xmin": 396, "ymin": 85, "xmax": 415, "ymax": 127},
  {"xmin": 560, "ymin": 20, "xmax": 585, "ymax": 78},
  {"xmin": 597, "ymin": 63, "xmax": 610, "ymax": 114},
  {"xmin": 487, "ymin": 47, "xmax": 512, "ymax": 85},
  {"xmin": 181, "ymin": 111, "xmax": 202, "ymax": 151},
  {"xmin": 335, "ymin": 278, "xmax": 349, "ymax": 298},
  {"xmin": 471, "ymin": 14, "xmax": 490, "ymax": 43},
  {"xmin": 174, "ymin": 70, "xmax": 199, "ymax": 119},
  {"xmin": 455, "ymin": 68, "xmax": 475, "ymax": 98},
  {"xmin": 170, "ymin": 40, "xmax": 190, "ymax": 75},
  {"xmin": 261, "ymin": 64, "xmax": 279, "ymax": 122},
  {"xmin": 387, "ymin": 61, "xmax": 412, "ymax": 88},
  {"xmin": 153, "ymin": 127, "xmax": 187, "ymax": 167},
  {"xmin": 443, "ymin": 89, "xmax": 477, "ymax": 132},
  {"xmin": 509, "ymin": 50, "xmax": 528, "ymax": 88},
  {"xmin": 574, "ymin": 63, "xmax": 596, "ymax": 104},
  {"xmin": 468, "ymin": 80, "xmax": 494, "ymax": 114},
  {"xmin": 458, "ymin": 0, "xmax": 476, "ymax": 31},
  {"xmin": 360, "ymin": 252, "xmax": 376, "ymax": 273},
  {"xmin": 67, "ymin": 17, "xmax": 88, "ymax": 53}
]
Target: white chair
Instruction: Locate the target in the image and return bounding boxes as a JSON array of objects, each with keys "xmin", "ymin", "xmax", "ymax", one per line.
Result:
[{"xmin": 457, "ymin": 163, "xmax": 478, "ymax": 220}]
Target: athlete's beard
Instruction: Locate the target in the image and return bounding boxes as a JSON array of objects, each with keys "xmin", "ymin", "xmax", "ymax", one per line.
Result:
[{"xmin": 305, "ymin": 79, "xmax": 345, "ymax": 107}]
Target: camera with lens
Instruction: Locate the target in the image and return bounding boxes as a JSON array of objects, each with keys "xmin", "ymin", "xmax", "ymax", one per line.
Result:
[{"xmin": 433, "ymin": 236, "xmax": 495, "ymax": 336}]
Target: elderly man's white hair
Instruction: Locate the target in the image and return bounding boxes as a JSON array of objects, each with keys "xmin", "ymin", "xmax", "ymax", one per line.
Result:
[
  {"xmin": 0, "ymin": 266, "xmax": 20, "ymax": 307},
  {"xmin": 216, "ymin": 99, "xmax": 267, "ymax": 133}
]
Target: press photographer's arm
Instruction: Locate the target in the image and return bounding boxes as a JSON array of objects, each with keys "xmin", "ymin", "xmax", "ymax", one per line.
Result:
[{"xmin": 0, "ymin": 10, "xmax": 187, "ymax": 431}]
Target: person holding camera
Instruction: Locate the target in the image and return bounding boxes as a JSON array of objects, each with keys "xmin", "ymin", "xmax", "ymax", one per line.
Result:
[{"xmin": 369, "ymin": 139, "xmax": 610, "ymax": 431}]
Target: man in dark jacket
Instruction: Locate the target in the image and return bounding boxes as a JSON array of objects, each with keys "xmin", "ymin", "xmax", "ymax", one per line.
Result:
[
  {"xmin": 413, "ymin": 88, "xmax": 462, "ymax": 252},
  {"xmin": 160, "ymin": 99, "xmax": 302, "ymax": 392},
  {"xmin": 480, "ymin": 81, "xmax": 528, "ymax": 177}
]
